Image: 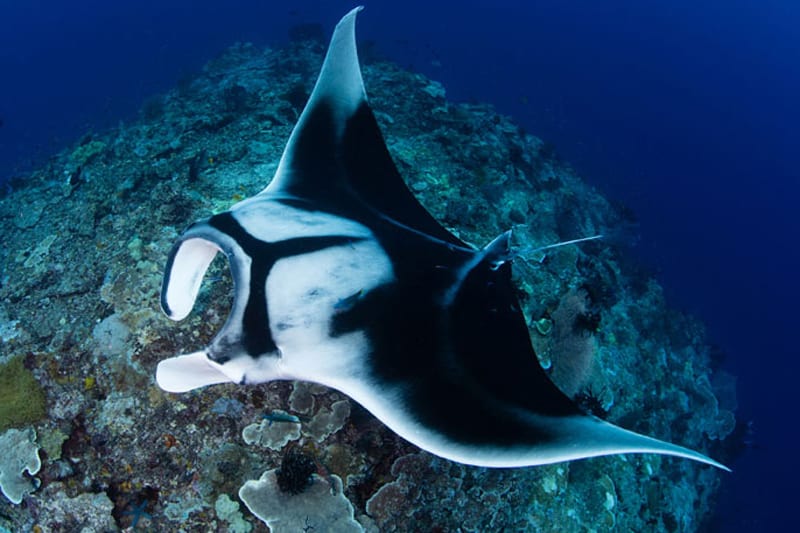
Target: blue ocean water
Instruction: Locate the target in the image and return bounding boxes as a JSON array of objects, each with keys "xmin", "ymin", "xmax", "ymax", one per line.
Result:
[{"xmin": 1, "ymin": 1, "xmax": 796, "ymax": 529}]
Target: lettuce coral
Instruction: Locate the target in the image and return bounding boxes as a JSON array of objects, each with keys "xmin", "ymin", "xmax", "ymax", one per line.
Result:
[
  {"xmin": 239, "ymin": 470, "xmax": 362, "ymax": 532},
  {"xmin": 0, "ymin": 427, "xmax": 41, "ymax": 504}
]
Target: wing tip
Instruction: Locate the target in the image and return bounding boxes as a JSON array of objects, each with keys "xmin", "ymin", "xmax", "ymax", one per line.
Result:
[{"xmin": 579, "ymin": 416, "xmax": 731, "ymax": 471}]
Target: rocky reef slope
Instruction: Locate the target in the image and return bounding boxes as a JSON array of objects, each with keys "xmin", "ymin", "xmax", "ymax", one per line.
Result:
[{"xmin": 0, "ymin": 38, "xmax": 736, "ymax": 531}]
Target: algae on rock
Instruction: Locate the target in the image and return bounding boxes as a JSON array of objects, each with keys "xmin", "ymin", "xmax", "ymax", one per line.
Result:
[{"xmin": 0, "ymin": 356, "xmax": 46, "ymax": 432}]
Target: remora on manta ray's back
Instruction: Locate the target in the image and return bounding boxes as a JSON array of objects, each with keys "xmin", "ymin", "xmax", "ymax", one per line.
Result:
[{"xmin": 155, "ymin": 7, "xmax": 727, "ymax": 470}]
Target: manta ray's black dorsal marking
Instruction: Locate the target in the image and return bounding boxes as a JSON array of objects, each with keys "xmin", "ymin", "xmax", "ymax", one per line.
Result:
[
  {"xmin": 155, "ymin": 7, "xmax": 728, "ymax": 471},
  {"xmin": 265, "ymin": 6, "xmax": 465, "ymax": 248}
]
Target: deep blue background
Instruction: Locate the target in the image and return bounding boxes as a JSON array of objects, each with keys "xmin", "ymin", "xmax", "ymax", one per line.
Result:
[{"xmin": 1, "ymin": 1, "xmax": 796, "ymax": 529}]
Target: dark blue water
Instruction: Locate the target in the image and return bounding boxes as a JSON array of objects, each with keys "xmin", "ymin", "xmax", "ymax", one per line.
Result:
[{"xmin": 2, "ymin": 1, "xmax": 796, "ymax": 529}]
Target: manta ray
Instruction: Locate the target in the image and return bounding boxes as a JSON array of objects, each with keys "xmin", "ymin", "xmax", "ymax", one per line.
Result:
[{"xmin": 156, "ymin": 7, "xmax": 726, "ymax": 470}]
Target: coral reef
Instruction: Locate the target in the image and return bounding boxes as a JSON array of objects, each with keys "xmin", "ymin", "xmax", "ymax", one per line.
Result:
[
  {"xmin": 242, "ymin": 415, "xmax": 301, "ymax": 450},
  {"xmin": 540, "ymin": 287, "xmax": 598, "ymax": 396},
  {"xmin": 38, "ymin": 485, "xmax": 116, "ymax": 531},
  {"xmin": 306, "ymin": 399, "xmax": 351, "ymax": 442},
  {"xmin": 240, "ymin": 470, "xmax": 361, "ymax": 532},
  {"xmin": 0, "ymin": 428, "xmax": 41, "ymax": 504},
  {"xmin": 0, "ymin": 36, "xmax": 735, "ymax": 531},
  {"xmin": 214, "ymin": 493, "xmax": 252, "ymax": 533}
]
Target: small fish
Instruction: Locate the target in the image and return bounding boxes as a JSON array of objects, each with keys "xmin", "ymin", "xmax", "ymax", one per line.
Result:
[{"xmin": 262, "ymin": 410, "xmax": 302, "ymax": 426}]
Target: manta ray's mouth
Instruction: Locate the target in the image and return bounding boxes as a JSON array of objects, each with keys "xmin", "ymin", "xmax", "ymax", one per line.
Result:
[
  {"xmin": 160, "ymin": 226, "xmax": 249, "ymax": 350},
  {"xmin": 161, "ymin": 216, "xmax": 251, "ymax": 330},
  {"xmin": 158, "ymin": 233, "xmax": 246, "ymax": 393}
]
